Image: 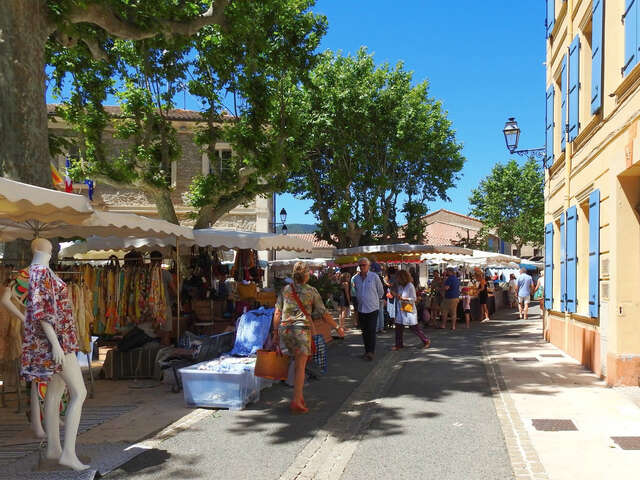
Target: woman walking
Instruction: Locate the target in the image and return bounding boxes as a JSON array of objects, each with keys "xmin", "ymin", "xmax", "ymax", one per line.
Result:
[
  {"xmin": 479, "ymin": 275, "xmax": 490, "ymax": 322},
  {"xmin": 338, "ymin": 272, "xmax": 352, "ymax": 331},
  {"xmin": 392, "ymin": 270, "xmax": 431, "ymax": 350},
  {"xmin": 273, "ymin": 262, "xmax": 344, "ymax": 414}
]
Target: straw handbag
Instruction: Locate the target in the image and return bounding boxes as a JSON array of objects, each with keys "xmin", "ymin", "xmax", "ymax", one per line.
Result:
[{"xmin": 255, "ymin": 349, "xmax": 290, "ymax": 380}]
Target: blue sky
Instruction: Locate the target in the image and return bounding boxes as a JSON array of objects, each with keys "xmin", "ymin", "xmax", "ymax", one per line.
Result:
[{"xmin": 280, "ymin": 0, "xmax": 546, "ymax": 224}]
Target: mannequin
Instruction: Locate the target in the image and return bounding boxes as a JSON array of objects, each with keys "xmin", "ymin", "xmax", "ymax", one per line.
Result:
[
  {"xmin": 1, "ymin": 267, "xmax": 46, "ymax": 439},
  {"xmin": 2, "ymin": 238, "xmax": 88, "ymax": 471}
]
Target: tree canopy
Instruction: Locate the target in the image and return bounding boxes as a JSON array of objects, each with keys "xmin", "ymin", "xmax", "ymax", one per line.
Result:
[
  {"xmin": 43, "ymin": 0, "xmax": 325, "ymax": 225},
  {"xmin": 286, "ymin": 48, "xmax": 465, "ymax": 247},
  {"xmin": 468, "ymin": 157, "xmax": 544, "ymax": 251}
]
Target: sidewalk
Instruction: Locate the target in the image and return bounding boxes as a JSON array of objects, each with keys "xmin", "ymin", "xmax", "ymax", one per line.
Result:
[
  {"xmin": 483, "ymin": 306, "xmax": 640, "ymax": 480},
  {"xmin": 0, "ymin": 371, "xmax": 197, "ymax": 478}
]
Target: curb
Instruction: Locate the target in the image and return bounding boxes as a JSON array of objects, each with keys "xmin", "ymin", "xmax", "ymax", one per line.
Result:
[{"xmin": 481, "ymin": 342, "xmax": 549, "ymax": 480}]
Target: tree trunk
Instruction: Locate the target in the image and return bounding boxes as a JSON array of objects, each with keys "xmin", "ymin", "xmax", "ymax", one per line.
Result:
[
  {"xmin": 0, "ymin": 1, "xmax": 52, "ymax": 186},
  {"xmin": 151, "ymin": 190, "xmax": 180, "ymax": 225},
  {"xmin": 0, "ymin": 2, "xmax": 54, "ymax": 264}
]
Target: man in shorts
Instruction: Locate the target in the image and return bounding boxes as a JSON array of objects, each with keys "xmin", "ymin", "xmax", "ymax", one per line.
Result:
[{"xmin": 516, "ymin": 267, "xmax": 533, "ymax": 320}]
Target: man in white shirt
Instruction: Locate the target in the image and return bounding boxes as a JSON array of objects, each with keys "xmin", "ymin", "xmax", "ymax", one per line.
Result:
[
  {"xmin": 516, "ymin": 267, "xmax": 534, "ymax": 320},
  {"xmin": 352, "ymin": 257, "xmax": 385, "ymax": 361}
]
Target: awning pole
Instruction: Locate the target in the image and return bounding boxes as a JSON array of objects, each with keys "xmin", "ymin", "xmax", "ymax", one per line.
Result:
[{"xmin": 176, "ymin": 238, "xmax": 181, "ymax": 340}]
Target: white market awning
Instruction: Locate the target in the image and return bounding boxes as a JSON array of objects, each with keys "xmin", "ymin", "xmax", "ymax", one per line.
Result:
[
  {"xmin": 188, "ymin": 229, "xmax": 313, "ymax": 252},
  {"xmin": 421, "ymin": 253, "xmax": 484, "ymax": 264},
  {"xmin": 335, "ymin": 244, "xmax": 473, "ymax": 257},
  {"xmin": 268, "ymin": 258, "xmax": 332, "ymax": 270},
  {"xmin": 1, "ymin": 209, "xmax": 193, "ymax": 242},
  {"xmin": 0, "ymin": 177, "xmax": 193, "ymax": 242},
  {"xmin": 0, "ymin": 177, "xmax": 94, "ymax": 223},
  {"xmin": 60, "ymin": 235, "xmax": 178, "ymax": 259},
  {"xmin": 0, "ymin": 177, "xmax": 95, "ymax": 239}
]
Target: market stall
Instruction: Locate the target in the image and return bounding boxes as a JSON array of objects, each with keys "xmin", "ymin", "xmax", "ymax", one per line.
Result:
[
  {"xmin": 0, "ymin": 177, "xmax": 195, "ymax": 388},
  {"xmin": 171, "ymin": 229, "xmax": 315, "ymax": 333}
]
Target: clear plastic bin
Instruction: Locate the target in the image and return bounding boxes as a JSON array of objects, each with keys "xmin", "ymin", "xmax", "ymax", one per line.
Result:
[{"xmin": 179, "ymin": 359, "xmax": 271, "ymax": 410}]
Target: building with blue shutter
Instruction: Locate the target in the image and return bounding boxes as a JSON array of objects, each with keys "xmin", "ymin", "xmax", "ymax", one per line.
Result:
[{"xmin": 544, "ymin": 0, "xmax": 640, "ymax": 385}]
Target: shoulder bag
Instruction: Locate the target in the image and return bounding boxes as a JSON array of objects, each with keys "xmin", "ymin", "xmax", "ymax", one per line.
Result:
[{"xmin": 290, "ymin": 284, "xmax": 328, "ymax": 374}]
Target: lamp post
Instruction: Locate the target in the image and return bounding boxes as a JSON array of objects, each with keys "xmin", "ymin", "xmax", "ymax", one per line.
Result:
[
  {"xmin": 502, "ymin": 117, "xmax": 546, "ymax": 167},
  {"xmin": 269, "ymin": 206, "xmax": 288, "ymax": 264}
]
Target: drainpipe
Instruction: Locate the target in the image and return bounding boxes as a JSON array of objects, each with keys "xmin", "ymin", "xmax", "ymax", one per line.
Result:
[{"xmin": 563, "ymin": 0, "xmax": 574, "ymax": 353}]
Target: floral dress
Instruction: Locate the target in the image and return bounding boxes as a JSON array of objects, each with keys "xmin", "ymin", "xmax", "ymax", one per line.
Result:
[
  {"xmin": 22, "ymin": 265, "xmax": 79, "ymax": 381},
  {"xmin": 275, "ymin": 283, "xmax": 327, "ymax": 356}
]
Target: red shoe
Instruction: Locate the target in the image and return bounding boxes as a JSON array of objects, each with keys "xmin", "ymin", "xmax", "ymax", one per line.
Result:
[{"xmin": 290, "ymin": 400, "xmax": 309, "ymax": 414}]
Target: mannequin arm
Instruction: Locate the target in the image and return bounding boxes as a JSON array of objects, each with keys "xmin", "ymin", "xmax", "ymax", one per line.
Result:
[
  {"xmin": 0, "ymin": 286, "xmax": 25, "ymax": 323},
  {"xmin": 41, "ymin": 321, "xmax": 65, "ymax": 365}
]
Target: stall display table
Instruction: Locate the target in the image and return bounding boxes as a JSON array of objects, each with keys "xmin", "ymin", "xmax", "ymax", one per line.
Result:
[{"xmin": 179, "ymin": 356, "xmax": 272, "ymax": 410}]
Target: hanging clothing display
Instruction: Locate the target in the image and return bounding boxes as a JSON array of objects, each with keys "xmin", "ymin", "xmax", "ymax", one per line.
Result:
[
  {"xmin": 22, "ymin": 265, "xmax": 79, "ymax": 381},
  {"xmin": 0, "ymin": 267, "xmax": 22, "ymax": 367},
  {"xmin": 231, "ymin": 249, "xmax": 261, "ymax": 282},
  {"xmin": 70, "ymin": 263, "xmax": 170, "ymax": 336}
]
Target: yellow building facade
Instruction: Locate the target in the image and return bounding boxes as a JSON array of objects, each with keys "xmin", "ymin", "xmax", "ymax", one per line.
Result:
[{"xmin": 544, "ymin": 0, "xmax": 640, "ymax": 385}]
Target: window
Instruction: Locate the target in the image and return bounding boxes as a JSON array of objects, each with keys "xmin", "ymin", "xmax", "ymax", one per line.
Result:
[
  {"xmin": 553, "ymin": 66, "xmax": 563, "ymax": 158},
  {"xmin": 591, "ymin": 0, "xmax": 604, "ymax": 114},
  {"xmin": 623, "ymin": 0, "xmax": 638, "ymax": 76},
  {"xmin": 545, "ymin": 219, "xmax": 564, "ymax": 311},
  {"xmin": 577, "ymin": 200, "xmax": 590, "ymax": 315},
  {"xmin": 203, "ymin": 148, "xmax": 233, "ymax": 175},
  {"xmin": 581, "ymin": 21, "xmax": 593, "ymax": 127},
  {"xmin": 546, "ymin": 0, "xmax": 556, "ymax": 38},
  {"xmin": 568, "ymin": 36, "xmax": 581, "ymax": 142},
  {"xmin": 560, "ymin": 54, "xmax": 567, "ymax": 151},
  {"xmin": 533, "ymin": 248, "xmax": 541, "ymax": 257},
  {"xmin": 546, "ymin": 85, "xmax": 555, "ymax": 164}
]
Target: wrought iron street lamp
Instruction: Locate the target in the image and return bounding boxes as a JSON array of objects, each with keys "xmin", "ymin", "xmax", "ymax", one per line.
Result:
[
  {"xmin": 271, "ymin": 207, "xmax": 288, "ymax": 235},
  {"xmin": 502, "ymin": 117, "xmax": 546, "ymax": 166}
]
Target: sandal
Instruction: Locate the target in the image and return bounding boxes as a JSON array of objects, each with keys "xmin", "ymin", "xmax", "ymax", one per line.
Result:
[
  {"xmin": 422, "ymin": 339, "xmax": 431, "ymax": 349},
  {"xmin": 290, "ymin": 400, "xmax": 309, "ymax": 414},
  {"xmin": 391, "ymin": 346, "xmax": 403, "ymax": 351}
]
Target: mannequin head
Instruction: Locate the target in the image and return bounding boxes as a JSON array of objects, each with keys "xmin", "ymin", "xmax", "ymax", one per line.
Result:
[
  {"xmin": 31, "ymin": 238, "xmax": 52, "ymax": 266},
  {"xmin": 31, "ymin": 238, "xmax": 53, "ymax": 255}
]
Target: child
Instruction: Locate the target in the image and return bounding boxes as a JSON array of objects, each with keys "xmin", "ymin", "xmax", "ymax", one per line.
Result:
[{"xmin": 461, "ymin": 287, "xmax": 472, "ymax": 329}]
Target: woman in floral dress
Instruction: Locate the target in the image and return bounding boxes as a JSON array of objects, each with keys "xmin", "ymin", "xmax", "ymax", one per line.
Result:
[{"xmin": 273, "ymin": 262, "xmax": 344, "ymax": 413}]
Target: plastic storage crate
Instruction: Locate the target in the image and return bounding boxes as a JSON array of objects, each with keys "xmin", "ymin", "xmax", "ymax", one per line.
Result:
[{"xmin": 179, "ymin": 357, "xmax": 271, "ymax": 410}]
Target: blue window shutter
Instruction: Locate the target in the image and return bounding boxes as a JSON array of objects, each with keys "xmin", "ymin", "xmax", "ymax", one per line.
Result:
[
  {"xmin": 561, "ymin": 55, "xmax": 567, "ymax": 151},
  {"xmin": 624, "ymin": 0, "xmax": 638, "ymax": 76},
  {"xmin": 568, "ymin": 37, "xmax": 580, "ymax": 142},
  {"xmin": 547, "ymin": 0, "xmax": 555, "ymax": 38},
  {"xmin": 591, "ymin": 0, "xmax": 603, "ymax": 114},
  {"xmin": 589, "ymin": 190, "xmax": 601, "ymax": 317},
  {"xmin": 544, "ymin": 223, "xmax": 554, "ymax": 310},
  {"xmin": 560, "ymin": 212, "xmax": 566, "ymax": 312},
  {"xmin": 565, "ymin": 206, "xmax": 578, "ymax": 313},
  {"xmin": 546, "ymin": 86, "xmax": 555, "ymax": 165}
]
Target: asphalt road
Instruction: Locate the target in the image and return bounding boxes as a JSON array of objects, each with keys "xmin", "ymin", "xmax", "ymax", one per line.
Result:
[{"xmin": 106, "ymin": 315, "xmax": 519, "ymax": 480}]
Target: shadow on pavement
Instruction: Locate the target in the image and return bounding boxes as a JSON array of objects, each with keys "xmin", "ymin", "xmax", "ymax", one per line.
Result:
[{"xmin": 218, "ymin": 304, "xmax": 602, "ymax": 447}]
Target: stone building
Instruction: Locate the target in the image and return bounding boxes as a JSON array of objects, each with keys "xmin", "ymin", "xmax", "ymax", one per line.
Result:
[
  {"xmin": 543, "ymin": 0, "xmax": 640, "ymax": 384},
  {"xmin": 47, "ymin": 105, "xmax": 271, "ymax": 233},
  {"xmin": 420, "ymin": 209, "xmax": 544, "ymax": 258}
]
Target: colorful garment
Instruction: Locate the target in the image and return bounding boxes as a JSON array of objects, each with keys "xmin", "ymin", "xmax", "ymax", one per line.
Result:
[
  {"xmin": 275, "ymin": 283, "xmax": 327, "ymax": 356},
  {"xmin": 22, "ymin": 265, "xmax": 79, "ymax": 381}
]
